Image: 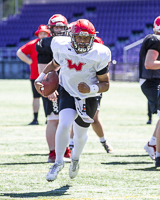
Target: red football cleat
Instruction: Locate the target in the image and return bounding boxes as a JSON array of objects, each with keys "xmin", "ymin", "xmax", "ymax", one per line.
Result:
[
  {"xmin": 48, "ymin": 150, "xmax": 56, "ymax": 163},
  {"xmin": 64, "ymin": 147, "xmax": 71, "ymax": 163},
  {"xmin": 64, "ymin": 147, "xmax": 71, "ymax": 158}
]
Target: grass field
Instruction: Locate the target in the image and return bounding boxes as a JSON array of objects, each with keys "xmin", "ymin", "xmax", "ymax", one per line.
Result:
[{"xmin": 0, "ymin": 80, "xmax": 160, "ymax": 200}]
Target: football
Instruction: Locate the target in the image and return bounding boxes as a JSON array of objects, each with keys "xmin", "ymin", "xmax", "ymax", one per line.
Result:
[{"xmin": 41, "ymin": 71, "xmax": 59, "ymax": 97}]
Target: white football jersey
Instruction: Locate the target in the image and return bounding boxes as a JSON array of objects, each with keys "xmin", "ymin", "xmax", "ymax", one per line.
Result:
[{"xmin": 51, "ymin": 36, "xmax": 111, "ymax": 99}]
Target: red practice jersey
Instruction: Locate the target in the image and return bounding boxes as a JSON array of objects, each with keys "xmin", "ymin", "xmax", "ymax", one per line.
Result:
[{"xmin": 20, "ymin": 38, "xmax": 39, "ymax": 79}]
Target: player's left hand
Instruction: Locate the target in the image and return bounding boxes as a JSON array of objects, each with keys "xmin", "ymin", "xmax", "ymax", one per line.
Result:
[
  {"xmin": 48, "ymin": 90, "xmax": 59, "ymax": 101},
  {"xmin": 78, "ymin": 82, "xmax": 90, "ymax": 93}
]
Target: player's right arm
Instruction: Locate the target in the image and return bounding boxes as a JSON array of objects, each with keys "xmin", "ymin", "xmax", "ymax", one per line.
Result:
[
  {"xmin": 145, "ymin": 49, "xmax": 160, "ymax": 70},
  {"xmin": 34, "ymin": 59, "xmax": 60, "ymax": 94},
  {"xmin": 36, "ymin": 37, "xmax": 61, "ymax": 95},
  {"xmin": 144, "ymin": 36, "xmax": 160, "ymax": 70},
  {"xmin": 43, "ymin": 60, "xmax": 60, "ymax": 73}
]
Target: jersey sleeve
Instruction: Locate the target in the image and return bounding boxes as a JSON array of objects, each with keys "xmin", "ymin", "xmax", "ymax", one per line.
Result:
[
  {"xmin": 96, "ymin": 47, "xmax": 111, "ymax": 73},
  {"xmin": 20, "ymin": 42, "xmax": 32, "ymax": 55},
  {"xmin": 36, "ymin": 37, "xmax": 53, "ymax": 64},
  {"xmin": 147, "ymin": 35, "xmax": 160, "ymax": 52}
]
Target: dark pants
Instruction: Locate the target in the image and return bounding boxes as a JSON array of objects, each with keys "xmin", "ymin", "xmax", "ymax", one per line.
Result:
[
  {"xmin": 147, "ymin": 101, "xmax": 152, "ymax": 120},
  {"xmin": 59, "ymin": 86, "xmax": 98, "ymax": 128},
  {"xmin": 30, "ymin": 79, "xmax": 41, "ymax": 98},
  {"xmin": 141, "ymin": 79, "xmax": 160, "ymax": 114}
]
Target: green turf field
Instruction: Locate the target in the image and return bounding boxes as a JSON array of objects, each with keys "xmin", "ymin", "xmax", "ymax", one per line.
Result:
[{"xmin": 0, "ymin": 80, "xmax": 160, "ymax": 200}]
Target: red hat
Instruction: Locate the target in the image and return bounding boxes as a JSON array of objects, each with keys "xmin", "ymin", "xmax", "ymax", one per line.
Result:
[{"xmin": 35, "ymin": 25, "xmax": 50, "ymax": 37}]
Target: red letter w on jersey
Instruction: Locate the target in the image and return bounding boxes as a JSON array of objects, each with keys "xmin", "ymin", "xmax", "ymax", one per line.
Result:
[{"xmin": 65, "ymin": 59, "xmax": 86, "ymax": 71}]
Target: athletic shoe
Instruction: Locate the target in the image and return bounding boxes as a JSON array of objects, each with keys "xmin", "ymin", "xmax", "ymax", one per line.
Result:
[
  {"xmin": 28, "ymin": 120, "xmax": 39, "ymax": 125},
  {"xmin": 101, "ymin": 140, "xmax": 114, "ymax": 153},
  {"xmin": 46, "ymin": 162, "xmax": 64, "ymax": 182},
  {"xmin": 64, "ymin": 147, "xmax": 71, "ymax": 163},
  {"xmin": 69, "ymin": 159, "xmax": 79, "ymax": 179},
  {"xmin": 48, "ymin": 150, "xmax": 56, "ymax": 163},
  {"xmin": 146, "ymin": 120, "xmax": 152, "ymax": 124},
  {"xmin": 144, "ymin": 142, "xmax": 156, "ymax": 160},
  {"xmin": 64, "ymin": 147, "xmax": 71, "ymax": 158},
  {"xmin": 155, "ymin": 157, "xmax": 160, "ymax": 168}
]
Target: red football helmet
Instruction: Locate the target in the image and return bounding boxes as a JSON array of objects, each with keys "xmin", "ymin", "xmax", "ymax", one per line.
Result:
[
  {"xmin": 70, "ymin": 19, "xmax": 97, "ymax": 53},
  {"xmin": 153, "ymin": 16, "xmax": 160, "ymax": 33},
  {"xmin": 48, "ymin": 14, "xmax": 68, "ymax": 36}
]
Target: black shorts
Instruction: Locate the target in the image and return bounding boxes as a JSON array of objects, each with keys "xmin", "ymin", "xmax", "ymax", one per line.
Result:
[
  {"xmin": 41, "ymin": 85, "xmax": 60, "ymax": 117},
  {"xmin": 30, "ymin": 79, "xmax": 41, "ymax": 98},
  {"xmin": 141, "ymin": 79, "xmax": 160, "ymax": 114},
  {"xmin": 95, "ymin": 93, "xmax": 102, "ymax": 110},
  {"xmin": 59, "ymin": 86, "xmax": 98, "ymax": 128}
]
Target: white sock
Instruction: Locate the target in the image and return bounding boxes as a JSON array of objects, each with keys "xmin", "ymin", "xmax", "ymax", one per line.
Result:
[
  {"xmin": 72, "ymin": 121, "xmax": 88, "ymax": 160},
  {"xmin": 156, "ymin": 152, "xmax": 160, "ymax": 158},
  {"xmin": 99, "ymin": 136, "xmax": 106, "ymax": 143},
  {"xmin": 149, "ymin": 136, "xmax": 156, "ymax": 146},
  {"xmin": 55, "ymin": 108, "xmax": 77, "ymax": 164}
]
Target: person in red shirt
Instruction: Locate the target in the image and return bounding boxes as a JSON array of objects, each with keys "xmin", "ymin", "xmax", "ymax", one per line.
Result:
[{"xmin": 17, "ymin": 25, "xmax": 50, "ymax": 125}]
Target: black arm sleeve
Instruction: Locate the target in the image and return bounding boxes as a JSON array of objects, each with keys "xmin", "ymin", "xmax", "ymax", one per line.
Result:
[
  {"xmin": 96, "ymin": 66, "xmax": 109, "ymax": 75},
  {"xmin": 145, "ymin": 34, "xmax": 160, "ymax": 53}
]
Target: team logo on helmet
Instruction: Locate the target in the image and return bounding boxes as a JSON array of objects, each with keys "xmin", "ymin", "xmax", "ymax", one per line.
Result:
[
  {"xmin": 153, "ymin": 16, "xmax": 160, "ymax": 33},
  {"xmin": 51, "ymin": 16, "xmax": 64, "ymax": 22}
]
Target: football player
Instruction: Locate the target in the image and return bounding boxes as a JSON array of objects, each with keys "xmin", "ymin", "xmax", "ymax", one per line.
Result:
[
  {"xmin": 36, "ymin": 14, "xmax": 71, "ymax": 163},
  {"xmin": 35, "ymin": 19, "xmax": 111, "ymax": 180},
  {"xmin": 139, "ymin": 16, "xmax": 160, "ymax": 168},
  {"xmin": 17, "ymin": 25, "xmax": 50, "ymax": 125}
]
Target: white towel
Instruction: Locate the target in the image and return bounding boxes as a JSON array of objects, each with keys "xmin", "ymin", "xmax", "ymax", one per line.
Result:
[{"xmin": 74, "ymin": 98, "xmax": 94, "ymax": 123}]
